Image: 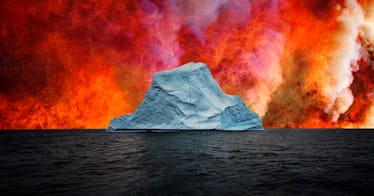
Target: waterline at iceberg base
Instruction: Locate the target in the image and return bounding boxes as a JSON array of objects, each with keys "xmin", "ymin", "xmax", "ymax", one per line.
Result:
[{"xmin": 107, "ymin": 62, "xmax": 264, "ymax": 132}]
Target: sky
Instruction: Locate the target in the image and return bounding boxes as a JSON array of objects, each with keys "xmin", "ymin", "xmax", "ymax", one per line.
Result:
[{"xmin": 0, "ymin": 0, "xmax": 373, "ymax": 129}]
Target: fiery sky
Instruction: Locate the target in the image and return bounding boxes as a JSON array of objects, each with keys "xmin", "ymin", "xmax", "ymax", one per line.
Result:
[{"xmin": 0, "ymin": 0, "xmax": 373, "ymax": 129}]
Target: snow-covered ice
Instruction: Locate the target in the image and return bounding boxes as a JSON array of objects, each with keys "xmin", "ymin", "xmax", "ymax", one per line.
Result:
[{"xmin": 107, "ymin": 62, "xmax": 264, "ymax": 132}]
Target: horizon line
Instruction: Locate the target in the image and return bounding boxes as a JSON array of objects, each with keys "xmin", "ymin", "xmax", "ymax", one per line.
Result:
[{"xmin": 0, "ymin": 128, "xmax": 373, "ymax": 131}]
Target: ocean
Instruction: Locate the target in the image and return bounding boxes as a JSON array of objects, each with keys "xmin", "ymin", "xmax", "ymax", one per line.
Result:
[{"xmin": 0, "ymin": 129, "xmax": 373, "ymax": 195}]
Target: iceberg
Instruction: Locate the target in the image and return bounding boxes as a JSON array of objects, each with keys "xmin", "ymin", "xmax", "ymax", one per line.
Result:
[{"xmin": 107, "ymin": 62, "xmax": 264, "ymax": 132}]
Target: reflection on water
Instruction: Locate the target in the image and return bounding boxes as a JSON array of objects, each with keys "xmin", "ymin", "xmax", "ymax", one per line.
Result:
[{"xmin": 0, "ymin": 129, "xmax": 373, "ymax": 195}]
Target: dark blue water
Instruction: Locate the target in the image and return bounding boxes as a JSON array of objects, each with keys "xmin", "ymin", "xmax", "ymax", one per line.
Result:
[{"xmin": 0, "ymin": 129, "xmax": 373, "ymax": 195}]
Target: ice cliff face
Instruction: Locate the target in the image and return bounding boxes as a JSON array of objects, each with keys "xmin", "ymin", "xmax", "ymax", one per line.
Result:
[{"xmin": 107, "ymin": 62, "xmax": 264, "ymax": 131}]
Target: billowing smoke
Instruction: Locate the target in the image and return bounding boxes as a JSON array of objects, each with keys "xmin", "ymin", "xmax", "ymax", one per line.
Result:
[
  {"xmin": 175, "ymin": 0, "xmax": 227, "ymax": 40},
  {"xmin": 0, "ymin": 0, "xmax": 373, "ymax": 129},
  {"xmin": 323, "ymin": 0, "xmax": 364, "ymax": 122},
  {"xmin": 362, "ymin": 1, "xmax": 374, "ymax": 42}
]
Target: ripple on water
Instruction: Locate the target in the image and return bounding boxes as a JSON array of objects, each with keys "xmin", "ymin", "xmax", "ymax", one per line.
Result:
[{"xmin": 0, "ymin": 129, "xmax": 373, "ymax": 195}]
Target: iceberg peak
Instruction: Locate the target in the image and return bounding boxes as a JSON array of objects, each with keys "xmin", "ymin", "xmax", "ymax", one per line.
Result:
[
  {"xmin": 153, "ymin": 61, "xmax": 206, "ymax": 77},
  {"xmin": 107, "ymin": 62, "xmax": 264, "ymax": 132}
]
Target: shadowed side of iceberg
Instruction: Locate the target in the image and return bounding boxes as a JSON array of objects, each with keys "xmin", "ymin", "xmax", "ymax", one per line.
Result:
[
  {"xmin": 217, "ymin": 101, "xmax": 264, "ymax": 131},
  {"xmin": 107, "ymin": 62, "xmax": 264, "ymax": 132}
]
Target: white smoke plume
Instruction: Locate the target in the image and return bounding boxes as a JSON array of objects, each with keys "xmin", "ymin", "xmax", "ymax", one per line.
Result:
[
  {"xmin": 138, "ymin": 0, "xmax": 252, "ymax": 69},
  {"xmin": 323, "ymin": 0, "xmax": 364, "ymax": 122},
  {"xmin": 362, "ymin": 2, "xmax": 374, "ymax": 127},
  {"xmin": 179, "ymin": 0, "xmax": 227, "ymax": 40},
  {"xmin": 362, "ymin": 1, "xmax": 374, "ymax": 42},
  {"xmin": 167, "ymin": 0, "xmax": 251, "ymax": 41}
]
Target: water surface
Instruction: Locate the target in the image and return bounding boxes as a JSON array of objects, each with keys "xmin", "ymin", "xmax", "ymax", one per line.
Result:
[{"xmin": 0, "ymin": 129, "xmax": 373, "ymax": 195}]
